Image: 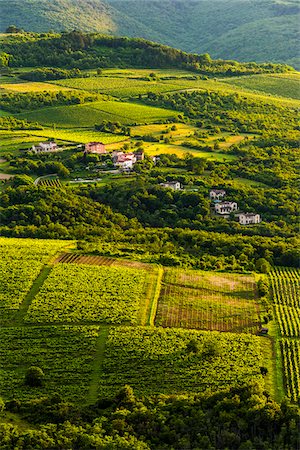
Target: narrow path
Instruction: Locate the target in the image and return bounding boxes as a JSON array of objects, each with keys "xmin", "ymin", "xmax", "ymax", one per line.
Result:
[
  {"xmin": 148, "ymin": 266, "xmax": 164, "ymax": 326},
  {"xmin": 86, "ymin": 326, "xmax": 110, "ymax": 405},
  {"xmin": 16, "ymin": 265, "xmax": 52, "ymax": 325}
]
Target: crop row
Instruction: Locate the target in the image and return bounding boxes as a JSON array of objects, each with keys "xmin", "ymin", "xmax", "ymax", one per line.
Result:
[
  {"xmin": 275, "ymin": 305, "xmax": 300, "ymax": 338},
  {"xmin": 281, "ymin": 339, "xmax": 300, "ymax": 402},
  {"xmin": 38, "ymin": 178, "xmax": 62, "ymax": 187},
  {"xmin": 156, "ymin": 268, "xmax": 259, "ymax": 333},
  {"xmin": 25, "ymin": 263, "xmax": 152, "ymax": 324}
]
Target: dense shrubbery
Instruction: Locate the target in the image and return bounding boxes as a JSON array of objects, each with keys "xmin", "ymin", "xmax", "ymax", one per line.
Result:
[
  {"xmin": 19, "ymin": 67, "xmax": 83, "ymax": 81},
  {"xmin": 0, "ymin": 116, "xmax": 42, "ymax": 130},
  {"xmin": 0, "ymin": 384, "xmax": 299, "ymax": 449},
  {"xmin": 0, "ymin": 90, "xmax": 97, "ymax": 113}
]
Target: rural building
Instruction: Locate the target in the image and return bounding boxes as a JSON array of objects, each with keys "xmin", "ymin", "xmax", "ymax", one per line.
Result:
[
  {"xmin": 31, "ymin": 142, "xmax": 58, "ymax": 153},
  {"xmin": 258, "ymin": 327, "xmax": 269, "ymax": 335},
  {"xmin": 85, "ymin": 142, "xmax": 106, "ymax": 154},
  {"xmin": 159, "ymin": 181, "xmax": 181, "ymax": 190},
  {"xmin": 239, "ymin": 213, "xmax": 261, "ymax": 225},
  {"xmin": 112, "ymin": 151, "xmax": 137, "ymax": 170},
  {"xmin": 134, "ymin": 150, "xmax": 145, "ymax": 161},
  {"xmin": 215, "ymin": 201, "xmax": 238, "ymax": 214},
  {"xmin": 210, "ymin": 189, "xmax": 226, "ymax": 201}
]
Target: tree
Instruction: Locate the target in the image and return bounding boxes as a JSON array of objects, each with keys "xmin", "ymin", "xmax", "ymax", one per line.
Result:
[
  {"xmin": 25, "ymin": 366, "xmax": 45, "ymax": 387},
  {"xmin": 256, "ymin": 258, "xmax": 271, "ymax": 273}
]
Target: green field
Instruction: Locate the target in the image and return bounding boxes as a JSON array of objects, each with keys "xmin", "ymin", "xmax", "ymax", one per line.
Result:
[
  {"xmin": 25, "ymin": 263, "xmax": 155, "ymax": 324},
  {"xmin": 222, "ymin": 73, "xmax": 300, "ymax": 100},
  {"xmin": 0, "ymin": 238, "xmax": 73, "ymax": 323},
  {"xmin": 0, "ymin": 238, "xmax": 294, "ymax": 404},
  {"xmin": 53, "ymin": 76, "xmax": 184, "ymax": 97},
  {"xmin": 17, "ymin": 100, "xmax": 178, "ymax": 127},
  {"xmin": 98, "ymin": 326, "xmax": 265, "ymax": 397},
  {"xmin": 0, "ymin": 325, "xmax": 101, "ymax": 402}
]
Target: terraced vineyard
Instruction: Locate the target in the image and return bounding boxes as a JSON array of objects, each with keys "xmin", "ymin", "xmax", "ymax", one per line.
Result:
[
  {"xmin": 269, "ymin": 267, "xmax": 300, "ymax": 402},
  {"xmin": 155, "ymin": 268, "xmax": 259, "ymax": 333}
]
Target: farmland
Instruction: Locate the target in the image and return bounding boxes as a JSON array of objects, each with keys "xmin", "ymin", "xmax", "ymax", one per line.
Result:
[
  {"xmin": 0, "ymin": 237, "xmax": 298, "ymax": 406},
  {"xmin": 0, "ymin": 325, "xmax": 101, "ymax": 402},
  {"xmin": 98, "ymin": 326, "xmax": 265, "ymax": 397},
  {"xmin": 25, "ymin": 263, "xmax": 156, "ymax": 325},
  {"xmin": 155, "ymin": 268, "xmax": 259, "ymax": 333},
  {"xmin": 0, "ymin": 238, "xmax": 73, "ymax": 323},
  {"xmin": 17, "ymin": 100, "xmax": 178, "ymax": 127},
  {"xmin": 269, "ymin": 267, "xmax": 300, "ymax": 403},
  {"xmin": 269, "ymin": 267, "xmax": 300, "ymax": 337},
  {"xmin": 0, "ymin": 81, "xmax": 73, "ymax": 93},
  {"xmin": 222, "ymin": 73, "xmax": 300, "ymax": 101},
  {"xmin": 53, "ymin": 76, "xmax": 185, "ymax": 97}
]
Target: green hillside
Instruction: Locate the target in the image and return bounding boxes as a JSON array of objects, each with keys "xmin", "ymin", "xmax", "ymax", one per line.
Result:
[{"xmin": 1, "ymin": 0, "xmax": 299, "ymax": 67}]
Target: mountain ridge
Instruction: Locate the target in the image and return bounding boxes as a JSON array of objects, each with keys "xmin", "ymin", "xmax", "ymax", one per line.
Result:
[{"xmin": 1, "ymin": 0, "xmax": 299, "ymax": 68}]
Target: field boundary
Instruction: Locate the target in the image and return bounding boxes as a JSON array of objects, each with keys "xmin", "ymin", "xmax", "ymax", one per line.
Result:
[
  {"xmin": 87, "ymin": 326, "xmax": 110, "ymax": 405},
  {"xmin": 16, "ymin": 265, "xmax": 53, "ymax": 324},
  {"xmin": 148, "ymin": 266, "xmax": 164, "ymax": 326}
]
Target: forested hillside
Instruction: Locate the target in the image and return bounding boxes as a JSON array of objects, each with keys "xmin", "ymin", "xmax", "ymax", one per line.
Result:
[{"xmin": 1, "ymin": 0, "xmax": 299, "ymax": 68}]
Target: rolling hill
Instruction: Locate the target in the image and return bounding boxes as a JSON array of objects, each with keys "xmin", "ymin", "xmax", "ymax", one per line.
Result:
[{"xmin": 1, "ymin": 0, "xmax": 299, "ymax": 68}]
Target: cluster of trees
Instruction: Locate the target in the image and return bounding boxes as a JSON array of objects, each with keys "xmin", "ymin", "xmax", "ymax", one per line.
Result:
[
  {"xmin": 0, "ymin": 116, "xmax": 41, "ymax": 130},
  {"xmin": 144, "ymin": 91, "xmax": 298, "ymax": 134},
  {"xmin": 0, "ymin": 383, "xmax": 299, "ymax": 449},
  {"xmin": 19, "ymin": 67, "xmax": 83, "ymax": 81},
  {"xmin": 0, "ymin": 90, "xmax": 97, "ymax": 113},
  {"xmin": 9, "ymin": 158, "xmax": 70, "ymax": 177},
  {"xmin": 2, "ymin": 31, "xmax": 292, "ymax": 74},
  {"xmin": 95, "ymin": 121, "xmax": 130, "ymax": 135}
]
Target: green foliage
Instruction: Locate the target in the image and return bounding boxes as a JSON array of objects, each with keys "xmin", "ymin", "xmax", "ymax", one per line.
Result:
[
  {"xmin": 1, "ymin": 31, "xmax": 291, "ymax": 74},
  {"xmin": 24, "ymin": 366, "xmax": 45, "ymax": 387},
  {"xmin": 20, "ymin": 67, "xmax": 83, "ymax": 81},
  {"xmin": 0, "ymin": 90, "xmax": 97, "ymax": 113}
]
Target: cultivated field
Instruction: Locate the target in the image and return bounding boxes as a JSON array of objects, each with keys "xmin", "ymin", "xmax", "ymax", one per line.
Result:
[
  {"xmin": 269, "ymin": 267, "xmax": 300, "ymax": 402},
  {"xmin": 0, "ymin": 325, "xmax": 101, "ymax": 402},
  {"xmin": 53, "ymin": 76, "xmax": 184, "ymax": 97},
  {"xmin": 98, "ymin": 326, "xmax": 264, "ymax": 397},
  {"xmin": 17, "ymin": 100, "xmax": 178, "ymax": 128},
  {"xmin": 222, "ymin": 73, "xmax": 300, "ymax": 100},
  {"xmin": 269, "ymin": 267, "xmax": 300, "ymax": 337},
  {"xmin": 25, "ymin": 263, "xmax": 156, "ymax": 325},
  {"xmin": 0, "ymin": 82, "xmax": 73, "ymax": 93},
  {"xmin": 0, "ymin": 238, "xmax": 73, "ymax": 323},
  {"xmin": 155, "ymin": 268, "xmax": 259, "ymax": 333}
]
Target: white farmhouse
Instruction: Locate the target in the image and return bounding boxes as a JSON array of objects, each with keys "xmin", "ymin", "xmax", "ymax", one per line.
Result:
[
  {"xmin": 239, "ymin": 213, "xmax": 261, "ymax": 225},
  {"xmin": 210, "ymin": 189, "xmax": 226, "ymax": 201},
  {"xmin": 215, "ymin": 201, "xmax": 238, "ymax": 214},
  {"xmin": 113, "ymin": 152, "xmax": 137, "ymax": 170},
  {"xmin": 31, "ymin": 142, "xmax": 58, "ymax": 153},
  {"xmin": 159, "ymin": 181, "xmax": 181, "ymax": 190}
]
